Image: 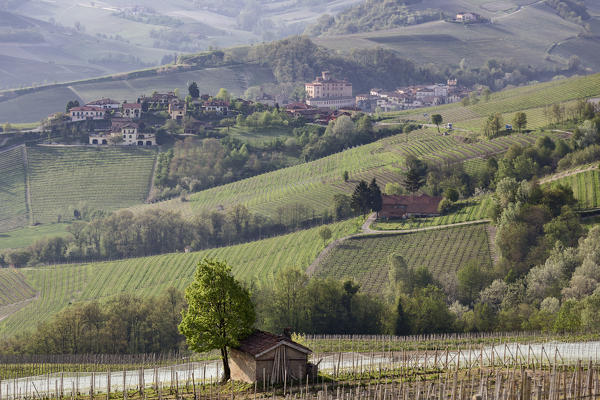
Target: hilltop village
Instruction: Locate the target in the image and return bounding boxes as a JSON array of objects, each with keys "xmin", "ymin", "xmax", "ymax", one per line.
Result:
[{"xmin": 46, "ymin": 71, "xmax": 471, "ymax": 147}]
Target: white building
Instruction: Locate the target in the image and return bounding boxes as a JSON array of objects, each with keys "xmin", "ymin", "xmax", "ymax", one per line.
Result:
[
  {"xmin": 89, "ymin": 121, "xmax": 156, "ymax": 146},
  {"xmin": 70, "ymin": 106, "xmax": 105, "ymax": 122},
  {"xmin": 305, "ymin": 71, "xmax": 354, "ymax": 110}
]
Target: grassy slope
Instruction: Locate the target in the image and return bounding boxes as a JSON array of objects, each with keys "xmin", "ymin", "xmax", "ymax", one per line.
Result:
[
  {"xmin": 27, "ymin": 146, "xmax": 157, "ymax": 225},
  {"xmin": 0, "ymin": 146, "xmax": 28, "ymax": 233},
  {"xmin": 313, "ymin": 223, "xmax": 492, "ymax": 295},
  {"xmin": 0, "ymin": 224, "xmax": 72, "ymax": 250},
  {"xmin": 0, "ymin": 218, "xmax": 361, "ymax": 335}
]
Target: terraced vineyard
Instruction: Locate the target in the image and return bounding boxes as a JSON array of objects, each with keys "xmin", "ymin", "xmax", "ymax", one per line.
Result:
[
  {"xmin": 547, "ymin": 169, "xmax": 600, "ymax": 210},
  {"xmin": 0, "ymin": 269, "xmax": 36, "ymax": 308},
  {"xmin": 27, "ymin": 146, "xmax": 157, "ymax": 224},
  {"xmin": 313, "ymin": 224, "xmax": 492, "ymax": 295},
  {"xmin": 0, "ymin": 218, "xmax": 360, "ymax": 335},
  {"xmin": 132, "ymin": 130, "xmax": 553, "ymax": 220},
  {"xmin": 0, "ymin": 146, "xmax": 28, "ymax": 233},
  {"xmin": 372, "ymin": 197, "xmax": 493, "ymax": 231}
]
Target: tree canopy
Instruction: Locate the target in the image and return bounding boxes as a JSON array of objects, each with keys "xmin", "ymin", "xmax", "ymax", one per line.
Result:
[{"xmin": 179, "ymin": 258, "xmax": 255, "ymax": 382}]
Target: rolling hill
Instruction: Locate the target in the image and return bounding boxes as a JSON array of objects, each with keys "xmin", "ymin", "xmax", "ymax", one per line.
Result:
[
  {"xmin": 315, "ymin": 0, "xmax": 599, "ymax": 70},
  {"xmin": 0, "ymin": 146, "xmax": 28, "ymax": 232},
  {"xmin": 0, "ymin": 218, "xmax": 361, "ymax": 336}
]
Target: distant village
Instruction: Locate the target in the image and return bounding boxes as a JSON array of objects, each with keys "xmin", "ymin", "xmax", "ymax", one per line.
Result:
[{"xmin": 52, "ymin": 70, "xmax": 472, "ymax": 147}]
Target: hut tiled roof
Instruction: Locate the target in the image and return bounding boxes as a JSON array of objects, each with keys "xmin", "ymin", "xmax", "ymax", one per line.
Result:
[
  {"xmin": 236, "ymin": 330, "xmax": 311, "ymax": 358},
  {"xmin": 381, "ymin": 194, "xmax": 442, "ymax": 215}
]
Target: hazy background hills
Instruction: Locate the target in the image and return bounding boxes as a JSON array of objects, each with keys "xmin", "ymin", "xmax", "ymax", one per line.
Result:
[{"xmin": 1, "ymin": 0, "xmax": 600, "ymax": 121}]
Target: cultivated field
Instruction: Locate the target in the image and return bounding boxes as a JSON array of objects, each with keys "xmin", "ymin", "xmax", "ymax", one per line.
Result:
[
  {"xmin": 0, "ymin": 218, "xmax": 360, "ymax": 335},
  {"xmin": 0, "ymin": 146, "xmax": 28, "ymax": 233},
  {"xmin": 27, "ymin": 146, "xmax": 157, "ymax": 225},
  {"xmin": 0, "ymin": 269, "xmax": 36, "ymax": 308},
  {"xmin": 131, "ymin": 129, "xmax": 550, "ymax": 221},
  {"xmin": 372, "ymin": 197, "xmax": 493, "ymax": 231},
  {"xmin": 313, "ymin": 223, "xmax": 492, "ymax": 294},
  {"xmin": 548, "ymin": 169, "xmax": 600, "ymax": 210}
]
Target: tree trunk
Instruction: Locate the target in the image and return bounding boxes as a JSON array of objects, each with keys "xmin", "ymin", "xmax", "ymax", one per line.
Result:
[{"xmin": 221, "ymin": 347, "xmax": 231, "ymax": 383}]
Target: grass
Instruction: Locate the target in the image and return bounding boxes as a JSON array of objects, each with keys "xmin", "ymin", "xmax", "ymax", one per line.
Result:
[
  {"xmin": 547, "ymin": 169, "xmax": 600, "ymax": 210},
  {"xmin": 0, "ymin": 223, "xmax": 72, "ymax": 250},
  {"xmin": 27, "ymin": 146, "xmax": 157, "ymax": 225},
  {"xmin": 0, "ymin": 218, "xmax": 361, "ymax": 336},
  {"xmin": 0, "ymin": 146, "xmax": 28, "ymax": 233},
  {"xmin": 313, "ymin": 223, "xmax": 492, "ymax": 295},
  {"xmin": 372, "ymin": 197, "xmax": 493, "ymax": 231}
]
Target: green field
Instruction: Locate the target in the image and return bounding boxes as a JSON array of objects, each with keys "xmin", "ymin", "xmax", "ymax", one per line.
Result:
[
  {"xmin": 0, "ymin": 224, "xmax": 71, "ymax": 250},
  {"xmin": 27, "ymin": 146, "xmax": 157, "ymax": 225},
  {"xmin": 130, "ymin": 129, "xmax": 548, "ymax": 221},
  {"xmin": 313, "ymin": 223, "xmax": 492, "ymax": 294},
  {"xmin": 0, "ymin": 269, "xmax": 36, "ymax": 308},
  {"xmin": 0, "ymin": 146, "xmax": 28, "ymax": 233},
  {"xmin": 372, "ymin": 197, "xmax": 493, "ymax": 231},
  {"xmin": 0, "ymin": 218, "xmax": 360, "ymax": 335},
  {"xmin": 547, "ymin": 169, "xmax": 600, "ymax": 210}
]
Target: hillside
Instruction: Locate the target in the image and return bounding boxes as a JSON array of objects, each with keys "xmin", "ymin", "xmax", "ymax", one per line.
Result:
[
  {"xmin": 313, "ymin": 223, "xmax": 492, "ymax": 294},
  {"xmin": 388, "ymin": 73, "xmax": 600, "ymax": 131},
  {"xmin": 0, "ymin": 146, "xmax": 28, "ymax": 232},
  {"xmin": 0, "ymin": 0, "xmax": 361, "ymax": 89},
  {"xmin": 0, "ymin": 218, "xmax": 360, "ymax": 335},
  {"xmin": 315, "ymin": 1, "xmax": 599, "ymax": 70}
]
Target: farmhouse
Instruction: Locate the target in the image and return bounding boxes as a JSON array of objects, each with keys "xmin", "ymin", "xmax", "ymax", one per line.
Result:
[
  {"xmin": 122, "ymin": 103, "xmax": 142, "ymax": 119},
  {"xmin": 230, "ymin": 330, "xmax": 313, "ymax": 384},
  {"xmin": 380, "ymin": 194, "xmax": 442, "ymax": 219},
  {"xmin": 86, "ymin": 98, "xmax": 121, "ymax": 110},
  {"xmin": 89, "ymin": 120, "xmax": 156, "ymax": 146},
  {"xmin": 456, "ymin": 12, "xmax": 480, "ymax": 22},
  {"xmin": 70, "ymin": 106, "xmax": 106, "ymax": 122},
  {"xmin": 137, "ymin": 92, "xmax": 178, "ymax": 108},
  {"xmin": 305, "ymin": 71, "xmax": 354, "ymax": 110}
]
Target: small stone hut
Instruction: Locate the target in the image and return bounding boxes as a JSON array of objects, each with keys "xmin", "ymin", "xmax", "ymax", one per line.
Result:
[{"xmin": 230, "ymin": 330, "xmax": 312, "ymax": 384}]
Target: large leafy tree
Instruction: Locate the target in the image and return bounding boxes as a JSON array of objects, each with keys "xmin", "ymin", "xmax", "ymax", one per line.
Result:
[
  {"xmin": 179, "ymin": 258, "xmax": 255, "ymax": 382},
  {"xmin": 512, "ymin": 112, "xmax": 527, "ymax": 133}
]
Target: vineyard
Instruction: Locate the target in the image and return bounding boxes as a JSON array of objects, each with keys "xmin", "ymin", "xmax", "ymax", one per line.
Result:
[
  {"xmin": 0, "ymin": 224, "xmax": 71, "ymax": 250},
  {"xmin": 131, "ymin": 130, "xmax": 553, "ymax": 221},
  {"xmin": 313, "ymin": 224, "xmax": 491, "ymax": 294},
  {"xmin": 547, "ymin": 169, "xmax": 600, "ymax": 210},
  {"xmin": 0, "ymin": 146, "xmax": 28, "ymax": 233},
  {"xmin": 0, "ymin": 218, "xmax": 360, "ymax": 335},
  {"xmin": 0, "ymin": 269, "xmax": 36, "ymax": 308},
  {"xmin": 372, "ymin": 197, "xmax": 493, "ymax": 231},
  {"xmin": 27, "ymin": 146, "xmax": 157, "ymax": 224}
]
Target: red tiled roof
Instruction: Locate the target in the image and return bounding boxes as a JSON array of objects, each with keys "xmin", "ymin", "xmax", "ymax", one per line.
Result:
[
  {"xmin": 123, "ymin": 103, "xmax": 142, "ymax": 109},
  {"xmin": 381, "ymin": 194, "xmax": 442, "ymax": 216},
  {"xmin": 235, "ymin": 330, "xmax": 311, "ymax": 357},
  {"xmin": 87, "ymin": 98, "xmax": 119, "ymax": 105}
]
